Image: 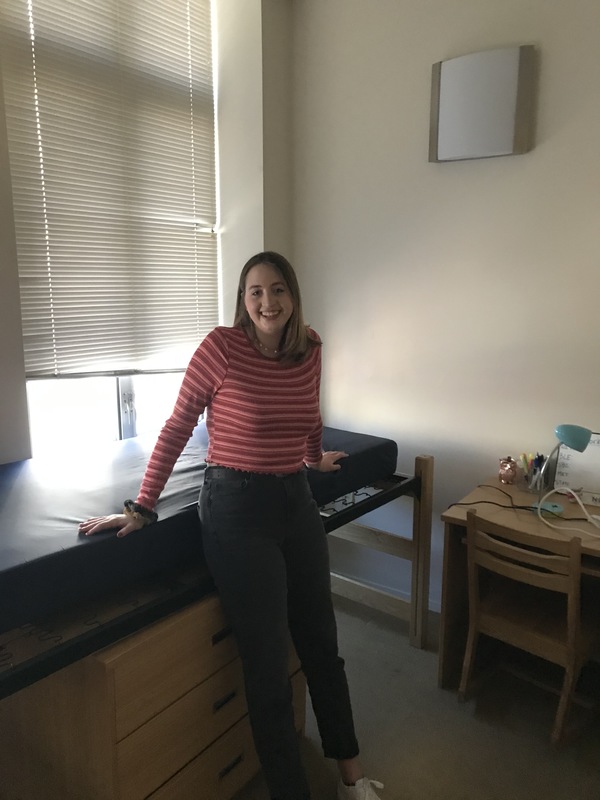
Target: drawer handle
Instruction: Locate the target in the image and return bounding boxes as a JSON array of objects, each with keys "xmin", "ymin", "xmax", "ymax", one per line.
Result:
[
  {"xmin": 219, "ymin": 753, "xmax": 244, "ymax": 780},
  {"xmin": 213, "ymin": 689, "xmax": 237, "ymax": 712},
  {"xmin": 212, "ymin": 626, "xmax": 233, "ymax": 646}
]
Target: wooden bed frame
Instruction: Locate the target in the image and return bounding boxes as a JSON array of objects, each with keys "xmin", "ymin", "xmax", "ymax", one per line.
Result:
[{"xmin": 321, "ymin": 455, "xmax": 434, "ymax": 649}]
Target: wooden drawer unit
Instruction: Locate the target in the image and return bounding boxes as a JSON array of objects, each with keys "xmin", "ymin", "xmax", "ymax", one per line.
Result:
[
  {"xmin": 149, "ymin": 714, "xmax": 261, "ymax": 800},
  {"xmin": 118, "ymin": 657, "xmax": 248, "ymax": 799},
  {"xmin": 149, "ymin": 672, "xmax": 306, "ymax": 800},
  {"xmin": 0, "ymin": 593, "xmax": 306, "ymax": 800},
  {"xmin": 96, "ymin": 593, "xmax": 239, "ymax": 740}
]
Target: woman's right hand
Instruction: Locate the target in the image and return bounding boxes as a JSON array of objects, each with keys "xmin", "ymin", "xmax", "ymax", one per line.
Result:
[{"xmin": 78, "ymin": 514, "xmax": 145, "ymax": 539}]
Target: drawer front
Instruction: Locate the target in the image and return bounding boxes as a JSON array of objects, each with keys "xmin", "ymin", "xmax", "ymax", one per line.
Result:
[
  {"xmin": 147, "ymin": 714, "xmax": 259, "ymax": 800},
  {"xmin": 145, "ymin": 670, "xmax": 307, "ymax": 800},
  {"xmin": 96, "ymin": 594, "xmax": 238, "ymax": 739},
  {"xmin": 117, "ymin": 657, "xmax": 247, "ymax": 800}
]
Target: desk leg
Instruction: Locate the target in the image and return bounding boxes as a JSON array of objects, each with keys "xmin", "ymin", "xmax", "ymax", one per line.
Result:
[
  {"xmin": 410, "ymin": 455, "xmax": 434, "ymax": 649},
  {"xmin": 438, "ymin": 522, "xmax": 468, "ymax": 690}
]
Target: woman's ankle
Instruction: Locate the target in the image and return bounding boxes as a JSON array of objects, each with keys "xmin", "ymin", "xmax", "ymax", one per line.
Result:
[{"xmin": 337, "ymin": 757, "xmax": 364, "ymax": 786}]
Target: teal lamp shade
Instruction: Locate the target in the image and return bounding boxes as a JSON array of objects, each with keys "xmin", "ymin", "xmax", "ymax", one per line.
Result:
[{"xmin": 555, "ymin": 424, "xmax": 592, "ymax": 453}]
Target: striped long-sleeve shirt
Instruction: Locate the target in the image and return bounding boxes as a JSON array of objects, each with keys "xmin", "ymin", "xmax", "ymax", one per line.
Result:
[{"xmin": 136, "ymin": 326, "xmax": 323, "ymax": 511}]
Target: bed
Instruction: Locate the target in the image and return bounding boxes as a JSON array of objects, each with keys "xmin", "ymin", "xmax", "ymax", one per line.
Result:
[{"xmin": 0, "ymin": 421, "xmax": 433, "ymax": 700}]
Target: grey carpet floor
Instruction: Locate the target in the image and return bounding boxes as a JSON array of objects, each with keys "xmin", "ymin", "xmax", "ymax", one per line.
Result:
[{"xmin": 234, "ymin": 596, "xmax": 600, "ymax": 800}]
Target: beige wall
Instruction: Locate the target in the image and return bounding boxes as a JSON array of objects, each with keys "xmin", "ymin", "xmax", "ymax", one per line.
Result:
[
  {"xmin": 0, "ymin": 68, "xmax": 31, "ymax": 464},
  {"xmin": 290, "ymin": 0, "xmax": 600, "ymax": 609},
  {"xmin": 214, "ymin": 0, "xmax": 265, "ymax": 323},
  {"xmin": 261, "ymin": 0, "xmax": 294, "ymax": 254},
  {"xmin": 215, "ymin": 0, "xmax": 293, "ymax": 323}
]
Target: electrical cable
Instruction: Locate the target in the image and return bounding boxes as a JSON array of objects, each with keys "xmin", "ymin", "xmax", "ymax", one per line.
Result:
[{"xmin": 536, "ymin": 487, "xmax": 600, "ymax": 538}]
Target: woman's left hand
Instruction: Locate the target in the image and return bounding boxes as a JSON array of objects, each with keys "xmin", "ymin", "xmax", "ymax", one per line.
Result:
[{"xmin": 315, "ymin": 450, "xmax": 348, "ymax": 472}]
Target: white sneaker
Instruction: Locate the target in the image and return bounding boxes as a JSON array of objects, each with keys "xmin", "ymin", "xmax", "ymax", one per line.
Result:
[{"xmin": 337, "ymin": 777, "xmax": 384, "ymax": 800}]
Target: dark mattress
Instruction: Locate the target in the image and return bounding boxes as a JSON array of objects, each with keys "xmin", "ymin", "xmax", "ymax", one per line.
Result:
[{"xmin": 0, "ymin": 423, "xmax": 397, "ymax": 635}]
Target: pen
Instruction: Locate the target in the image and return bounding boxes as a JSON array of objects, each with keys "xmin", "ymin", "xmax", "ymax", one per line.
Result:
[{"xmin": 520, "ymin": 453, "xmax": 529, "ymax": 477}]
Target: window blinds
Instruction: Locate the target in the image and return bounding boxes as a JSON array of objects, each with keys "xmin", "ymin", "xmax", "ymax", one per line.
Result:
[{"xmin": 0, "ymin": 0, "xmax": 218, "ymax": 377}]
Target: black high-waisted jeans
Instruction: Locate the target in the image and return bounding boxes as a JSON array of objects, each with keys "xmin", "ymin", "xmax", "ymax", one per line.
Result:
[{"xmin": 198, "ymin": 466, "xmax": 359, "ymax": 800}]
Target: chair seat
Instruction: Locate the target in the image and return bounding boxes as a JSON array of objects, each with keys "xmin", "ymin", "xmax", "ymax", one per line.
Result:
[{"xmin": 479, "ymin": 577, "xmax": 599, "ymax": 666}]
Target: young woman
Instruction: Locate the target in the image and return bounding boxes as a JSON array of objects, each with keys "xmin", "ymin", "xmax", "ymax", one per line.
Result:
[{"xmin": 80, "ymin": 252, "xmax": 384, "ymax": 800}]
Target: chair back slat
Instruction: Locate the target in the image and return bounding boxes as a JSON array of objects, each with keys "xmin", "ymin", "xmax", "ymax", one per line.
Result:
[
  {"xmin": 475, "ymin": 547, "xmax": 571, "ymax": 593},
  {"xmin": 475, "ymin": 530, "xmax": 572, "ymax": 577}
]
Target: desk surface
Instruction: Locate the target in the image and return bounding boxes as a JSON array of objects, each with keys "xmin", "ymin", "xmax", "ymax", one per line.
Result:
[{"xmin": 442, "ymin": 479, "xmax": 600, "ymax": 558}]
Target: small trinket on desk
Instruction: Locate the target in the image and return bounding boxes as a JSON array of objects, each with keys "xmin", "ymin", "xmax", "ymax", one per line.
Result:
[{"xmin": 498, "ymin": 456, "xmax": 518, "ymax": 484}]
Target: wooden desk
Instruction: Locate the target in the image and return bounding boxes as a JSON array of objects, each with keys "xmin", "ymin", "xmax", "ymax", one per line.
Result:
[{"xmin": 438, "ymin": 479, "xmax": 600, "ymax": 690}]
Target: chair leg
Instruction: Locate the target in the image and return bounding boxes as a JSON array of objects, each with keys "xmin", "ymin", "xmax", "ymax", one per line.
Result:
[
  {"xmin": 458, "ymin": 626, "xmax": 479, "ymax": 702},
  {"xmin": 551, "ymin": 664, "xmax": 581, "ymax": 745}
]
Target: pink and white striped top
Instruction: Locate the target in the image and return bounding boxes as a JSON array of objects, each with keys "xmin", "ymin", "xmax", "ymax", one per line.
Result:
[{"xmin": 136, "ymin": 326, "xmax": 323, "ymax": 511}]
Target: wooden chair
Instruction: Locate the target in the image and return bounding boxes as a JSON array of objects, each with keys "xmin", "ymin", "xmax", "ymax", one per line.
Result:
[{"xmin": 458, "ymin": 508, "xmax": 599, "ymax": 744}]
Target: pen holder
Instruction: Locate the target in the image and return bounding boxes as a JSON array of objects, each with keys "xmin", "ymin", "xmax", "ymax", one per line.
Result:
[
  {"xmin": 526, "ymin": 470, "xmax": 550, "ymax": 494},
  {"xmin": 520, "ymin": 467, "xmax": 551, "ymax": 494},
  {"xmin": 517, "ymin": 452, "xmax": 554, "ymax": 494}
]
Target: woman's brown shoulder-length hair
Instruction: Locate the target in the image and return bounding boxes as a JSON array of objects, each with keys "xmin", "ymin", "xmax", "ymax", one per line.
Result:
[{"xmin": 233, "ymin": 251, "xmax": 321, "ymax": 362}]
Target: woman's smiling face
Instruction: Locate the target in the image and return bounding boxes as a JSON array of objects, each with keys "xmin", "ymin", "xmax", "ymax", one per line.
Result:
[{"xmin": 243, "ymin": 262, "xmax": 294, "ymax": 343}]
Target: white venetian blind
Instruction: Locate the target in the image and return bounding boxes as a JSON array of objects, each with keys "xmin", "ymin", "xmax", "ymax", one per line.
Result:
[{"xmin": 0, "ymin": 0, "xmax": 218, "ymax": 377}]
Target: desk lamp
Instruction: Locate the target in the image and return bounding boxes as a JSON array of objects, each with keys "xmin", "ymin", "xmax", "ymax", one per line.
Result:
[{"xmin": 535, "ymin": 423, "xmax": 592, "ymax": 513}]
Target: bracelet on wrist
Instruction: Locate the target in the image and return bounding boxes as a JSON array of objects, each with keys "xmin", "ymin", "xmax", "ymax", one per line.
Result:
[{"xmin": 123, "ymin": 499, "xmax": 158, "ymax": 526}]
